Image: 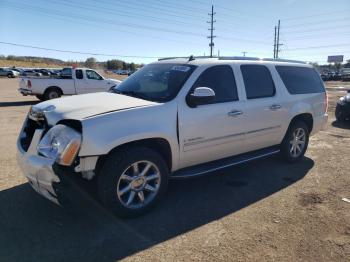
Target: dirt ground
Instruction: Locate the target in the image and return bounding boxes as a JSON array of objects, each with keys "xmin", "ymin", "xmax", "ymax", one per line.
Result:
[{"xmin": 0, "ymin": 78, "xmax": 349, "ymax": 262}]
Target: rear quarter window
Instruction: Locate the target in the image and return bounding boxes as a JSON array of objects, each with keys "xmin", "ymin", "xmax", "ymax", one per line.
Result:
[{"xmin": 276, "ymin": 66, "xmax": 325, "ymax": 94}]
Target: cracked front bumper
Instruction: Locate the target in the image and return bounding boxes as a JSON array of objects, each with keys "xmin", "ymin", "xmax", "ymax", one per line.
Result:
[{"xmin": 17, "ymin": 127, "xmax": 61, "ymax": 204}]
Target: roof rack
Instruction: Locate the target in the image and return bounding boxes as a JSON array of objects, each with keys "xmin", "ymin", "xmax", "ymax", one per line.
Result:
[
  {"xmin": 158, "ymin": 56, "xmax": 217, "ymax": 61},
  {"xmin": 158, "ymin": 56, "xmax": 306, "ymax": 64},
  {"xmin": 218, "ymin": 56, "xmax": 306, "ymax": 64}
]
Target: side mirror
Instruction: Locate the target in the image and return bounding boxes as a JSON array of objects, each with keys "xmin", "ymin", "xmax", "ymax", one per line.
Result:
[{"xmin": 187, "ymin": 87, "xmax": 215, "ymax": 107}]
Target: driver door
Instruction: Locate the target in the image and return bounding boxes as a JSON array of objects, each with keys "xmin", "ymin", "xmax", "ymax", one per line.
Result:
[
  {"xmin": 75, "ymin": 69, "xmax": 108, "ymax": 93},
  {"xmin": 178, "ymin": 65, "xmax": 246, "ymax": 168}
]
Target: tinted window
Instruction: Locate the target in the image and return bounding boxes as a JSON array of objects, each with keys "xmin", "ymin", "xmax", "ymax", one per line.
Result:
[
  {"xmin": 276, "ymin": 66, "xmax": 325, "ymax": 94},
  {"xmin": 86, "ymin": 70, "xmax": 103, "ymax": 80},
  {"xmin": 192, "ymin": 65, "xmax": 238, "ymax": 103},
  {"xmin": 75, "ymin": 69, "xmax": 83, "ymax": 79},
  {"xmin": 241, "ymin": 65, "xmax": 275, "ymax": 99}
]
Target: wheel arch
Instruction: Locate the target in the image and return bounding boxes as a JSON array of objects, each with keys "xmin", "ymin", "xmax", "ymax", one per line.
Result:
[
  {"xmin": 95, "ymin": 137, "xmax": 173, "ymax": 177},
  {"xmin": 44, "ymin": 86, "xmax": 63, "ymax": 95},
  {"xmin": 288, "ymin": 113, "xmax": 314, "ymax": 133}
]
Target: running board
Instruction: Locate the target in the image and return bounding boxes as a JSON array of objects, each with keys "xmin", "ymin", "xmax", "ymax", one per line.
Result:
[{"xmin": 171, "ymin": 146, "xmax": 280, "ymax": 179}]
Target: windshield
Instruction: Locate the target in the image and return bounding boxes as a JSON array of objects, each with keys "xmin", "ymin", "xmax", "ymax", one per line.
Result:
[{"xmin": 111, "ymin": 63, "xmax": 196, "ymax": 102}]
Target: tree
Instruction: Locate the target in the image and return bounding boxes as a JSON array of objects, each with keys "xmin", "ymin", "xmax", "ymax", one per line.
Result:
[
  {"xmin": 129, "ymin": 62, "xmax": 136, "ymax": 71},
  {"xmin": 345, "ymin": 59, "xmax": 350, "ymax": 68},
  {"xmin": 106, "ymin": 59, "xmax": 123, "ymax": 70},
  {"xmin": 85, "ymin": 57, "xmax": 97, "ymax": 68}
]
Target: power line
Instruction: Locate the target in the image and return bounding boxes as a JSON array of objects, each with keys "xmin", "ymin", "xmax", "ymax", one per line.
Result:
[
  {"xmin": 283, "ymin": 9, "xmax": 350, "ymax": 21},
  {"xmin": 0, "ymin": 41, "xmax": 160, "ymax": 59},
  {"xmin": 283, "ymin": 43, "xmax": 350, "ymax": 51},
  {"xmin": 283, "ymin": 17, "xmax": 350, "ymax": 29},
  {"xmin": 4, "ymin": 2, "xmax": 206, "ymax": 38}
]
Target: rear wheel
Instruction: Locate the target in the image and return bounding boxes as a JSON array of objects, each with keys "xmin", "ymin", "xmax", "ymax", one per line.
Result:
[
  {"xmin": 97, "ymin": 147, "xmax": 169, "ymax": 218},
  {"xmin": 280, "ymin": 121, "xmax": 309, "ymax": 163},
  {"xmin": 43, "ymin": 88, "xmax": 61, "ymax": 100}
]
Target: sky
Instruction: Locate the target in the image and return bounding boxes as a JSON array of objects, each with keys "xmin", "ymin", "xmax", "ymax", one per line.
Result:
[{"xmin": 0, "ymin": 0, "xmax": 349, "ymax": 64}]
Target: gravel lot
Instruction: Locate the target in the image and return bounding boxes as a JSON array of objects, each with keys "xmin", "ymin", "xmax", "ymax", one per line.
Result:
[{"xmin": 0, "ymin": 78, "xmax": 349, "ymax": 262}]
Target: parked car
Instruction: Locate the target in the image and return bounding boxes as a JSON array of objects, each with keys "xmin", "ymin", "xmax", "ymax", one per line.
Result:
[
  {"xmin": 17, "ymin": 57, "xmax": 328, "ymax": 217},
  {"xmin": 341, "ymin": 69, "xmax": 350, "ymax": 81},
  {"xmin": 22, "ymin": 69, "xmax": 42, "ymax": 77},
  {"xmin": 18, "ymin": 67, "xmax": 121, "ymax": 100},
  {"xmin": 0, "ymin": 67, "xmax": 20, "ymax": 78},
  {"xmin": 38, "ymin": 69, "xmax": 51, "ymax": 76},
  {"xmin": 335, "ymin": 90, "xmax": 350, "ymax": 122}
]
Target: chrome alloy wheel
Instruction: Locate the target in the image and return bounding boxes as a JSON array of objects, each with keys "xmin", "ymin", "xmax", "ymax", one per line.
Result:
[
  {"xmin": 117, "ymin": 161, "xmax": 161, "ymax": 209},
  {"xmin": 289, "ymin": 128, "xmax": 306, "ymax": 158}
]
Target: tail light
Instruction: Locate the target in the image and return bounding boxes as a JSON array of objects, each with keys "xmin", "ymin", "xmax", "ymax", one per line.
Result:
[
  {"xmin": 27, "ymin": 80, "xmax": 32, "ymax": 88},
  {"xmin": 324, "ymin": 91, "xmax": 328, "ymax": 113}
]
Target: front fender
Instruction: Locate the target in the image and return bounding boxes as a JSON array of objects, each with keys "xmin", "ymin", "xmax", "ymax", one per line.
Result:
[{"xmin": 79, "ymin": 102, "xmax": 180, "ymax": 170}]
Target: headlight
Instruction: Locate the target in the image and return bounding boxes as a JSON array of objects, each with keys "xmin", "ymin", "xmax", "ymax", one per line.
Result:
[{"xmin": 37, "ymin": 124, "xmax": 81, "ymax": 166}]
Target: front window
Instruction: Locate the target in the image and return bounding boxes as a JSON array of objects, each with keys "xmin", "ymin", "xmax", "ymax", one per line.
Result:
[{"xmin": 112, "ymin": 63, "xmax": 196, "ymax": 102}]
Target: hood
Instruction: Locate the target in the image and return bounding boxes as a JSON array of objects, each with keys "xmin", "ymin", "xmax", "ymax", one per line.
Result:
[{"xmin": 32, "ymin": 92, "xmax": 159, "ymax": 125}]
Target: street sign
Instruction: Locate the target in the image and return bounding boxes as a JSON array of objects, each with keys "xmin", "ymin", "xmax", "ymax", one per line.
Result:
[{"xmin": 327, "ymin": 55, "xmax": 344, "ymax": 63}]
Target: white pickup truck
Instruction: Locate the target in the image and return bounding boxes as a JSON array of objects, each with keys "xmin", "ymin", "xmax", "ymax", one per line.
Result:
[{"xmin": 18, "ymin": 67, "xmax": 121, "ymax": 100}]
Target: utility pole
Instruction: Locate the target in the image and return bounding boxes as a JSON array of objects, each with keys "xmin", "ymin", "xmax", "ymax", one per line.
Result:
[
  {"xmin": 273, "ymin": 26, "xmax": 277, "ymax": 59},
  {"xmin": 242, "ymin": 51, "xmax": 247, "ymax": 57},
  {"xmin": 207, "ymin": 5, "xmax": 216, "ymax": 58},
  {"xmin": 276, "ymin": 20, "xmax": 283, "ymax": 59}
]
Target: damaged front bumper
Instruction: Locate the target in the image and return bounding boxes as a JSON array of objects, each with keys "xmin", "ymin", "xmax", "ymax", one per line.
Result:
[
  {"xmin": 16, "ymin": 118, "xmax": 82, "ymax": 205},
  {"xmin": 17, "ymin": 127, "xmax": 62, "ymax": 204}
]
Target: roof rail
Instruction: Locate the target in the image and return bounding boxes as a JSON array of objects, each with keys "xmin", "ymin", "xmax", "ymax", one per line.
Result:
[
  {"xmin": 158, "ymin": 56, "xmax": 306, "ymax": 64},
  {"xmin": 158, "ymin": 56, "xmax": 217, "ymax": 61},
  {"xmin": 218, "ymin": 56, "xmax": 306, "ymax": 64}
]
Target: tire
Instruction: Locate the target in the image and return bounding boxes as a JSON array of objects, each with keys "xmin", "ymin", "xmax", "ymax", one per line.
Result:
[
  {"xmin": 335, "ymin": 105, "xmax": 347, "ymax": 122},
  {"xmin": 97, "ymin": 147, "xmax": 169, "ymax": 218},
  {"xmin": 280, "ymin": 121, "xmax": 309, "ymax": 163},
  {"xmin": 7, "ymin": 73, "xmax": 13, "ymax": 78},
  {"xmin": 43, "ymin": 88, "xmax": 61, "ymax": 100},
  {"xmin": 36, "ymin": 95, "xmax": 45, "ymax": 101}
]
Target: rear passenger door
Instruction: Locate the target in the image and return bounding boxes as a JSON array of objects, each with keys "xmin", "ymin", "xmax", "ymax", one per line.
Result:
[{"xmin": 239, "ymin": 64, "xmax": 288, "ymax": 152}]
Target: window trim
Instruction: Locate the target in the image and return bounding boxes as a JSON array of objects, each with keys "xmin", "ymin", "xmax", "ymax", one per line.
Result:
[
  {"xmin": 187, "ymin": 64, "xmax": 239, "ymax": 106},
  {"xmin": 240, "ymin": 64, "xmax": 276, "ymax": 100}
]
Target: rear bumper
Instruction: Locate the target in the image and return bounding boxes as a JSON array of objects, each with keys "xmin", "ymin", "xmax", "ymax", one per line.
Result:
[
  {"xmin": 18, "ymin": 88, "xmax": 32, "ymax": 96},
  {"xmin": 310, "ymin": 113, "xmax": 328, "ymax": 136}
]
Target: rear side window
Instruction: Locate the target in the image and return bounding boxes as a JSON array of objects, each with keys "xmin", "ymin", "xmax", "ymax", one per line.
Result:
[
  {"xmin": 241, "ymin": 65, "xmax": 275, "ymax": 99},
  {"xmin": 75, "ymin": 69, "xmax": 83, "ymax": 79},
  {"xmin": 276, "ymin": 66, "xmax": 325, "ymax": 94},
  {"xmin": 192, "ymin": 65, "xmax": 238, "ymax": 104}
]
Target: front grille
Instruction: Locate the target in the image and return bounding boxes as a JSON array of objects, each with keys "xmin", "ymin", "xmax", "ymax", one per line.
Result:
[{"xmin": 20, "ymin": 117, "xmax": 48, "ymax": 151}]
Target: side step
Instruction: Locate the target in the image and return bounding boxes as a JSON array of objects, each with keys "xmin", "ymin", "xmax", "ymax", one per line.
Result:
[{"xmin": 171, "ymin": 146, "xmax": 280, "ymax": 179}]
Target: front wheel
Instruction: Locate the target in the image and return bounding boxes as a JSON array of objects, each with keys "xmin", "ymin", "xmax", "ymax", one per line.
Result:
[
  {"xmin": 97, "ymin": 147, "xmax": 169, "ymax": 218},
  {"xmin": 280, "ymin": 121, "xmax": 309, "ymax": 163}
]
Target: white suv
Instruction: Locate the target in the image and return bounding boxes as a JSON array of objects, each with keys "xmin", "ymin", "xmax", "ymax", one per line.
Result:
[{"xmin": 17, "ymin": 57, "xmax": 328, "ymax": 217}]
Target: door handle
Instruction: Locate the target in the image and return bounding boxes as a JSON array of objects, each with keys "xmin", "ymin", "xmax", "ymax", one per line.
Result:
[
  {"xmin": 269, "ymin": 104, "xmax": 282, "ymax": 110},
  {"xmin": 228, "ymin": 110, "xmax": 243, "ymax": 117}
]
